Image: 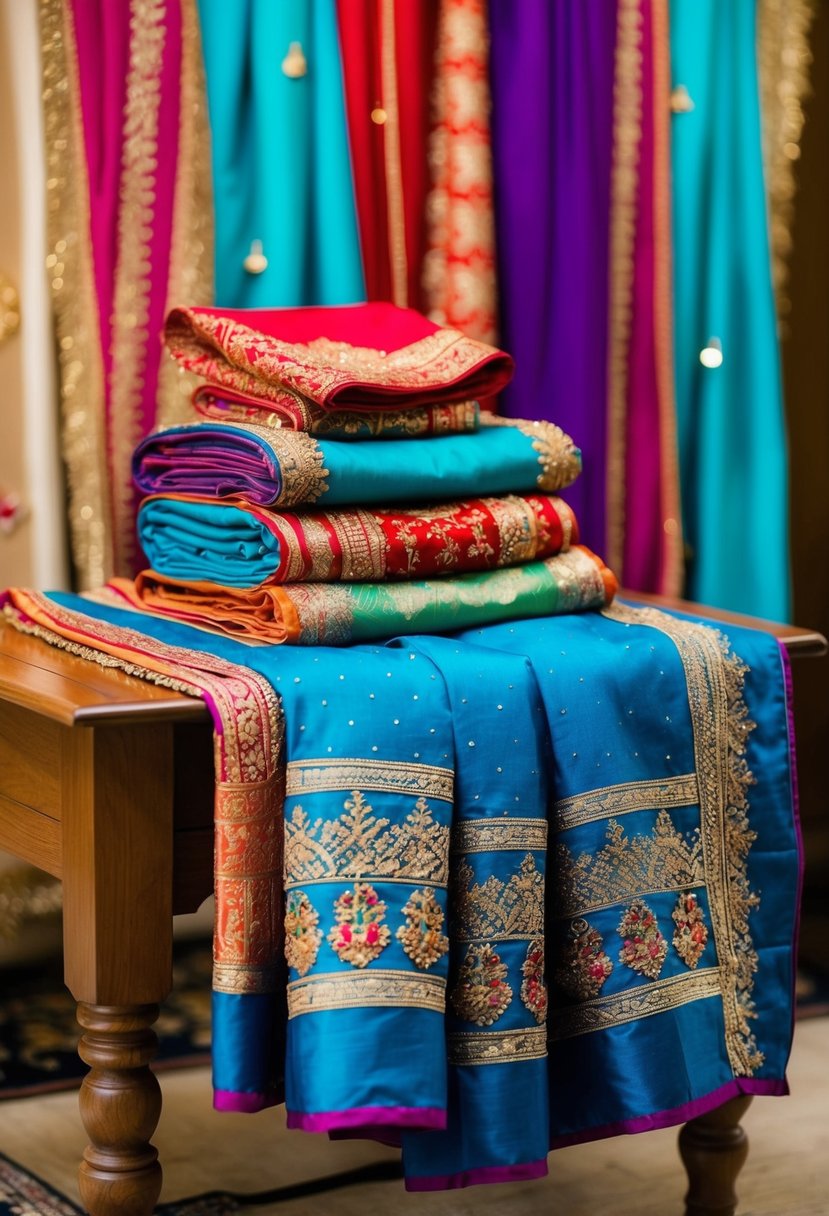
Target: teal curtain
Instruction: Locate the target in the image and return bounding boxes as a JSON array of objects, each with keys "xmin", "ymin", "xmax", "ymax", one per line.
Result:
[
  {"xmin": 197, "ymin": 0, "xmax": 366, "ymax": 307},
  {"xmin": 670, "ymin": 0, "xmax": 790, "ymax": 620}
]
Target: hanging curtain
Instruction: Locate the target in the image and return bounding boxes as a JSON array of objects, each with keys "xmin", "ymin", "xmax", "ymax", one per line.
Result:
[
  {"xmin": 488, "ymin": 0, "xmax": 682, "ymax": 594},
  {"xmin": 335, "ymin": 0, "xmax": 439, "ymax": 310},
  {"xmin": 197, "ymin": 0, "xmax": 365, "ymax": 311},
  {"xmin": 669, "ymin": 0, "xmax": 791, "ymax": 620},
  {"xmin": 38, "ymin": 0, "xmax": 212, "ymax": 586}
]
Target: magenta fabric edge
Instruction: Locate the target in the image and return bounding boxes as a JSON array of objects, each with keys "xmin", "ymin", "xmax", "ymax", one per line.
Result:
[
  {"xmin": 214, "ymin": 1090, "xmax": 279, "ymax": 1114},
  {"xmin": 778, "ymin": 641, "xmax": 804, "ymax": 1035},
  {"xmin": 286, "ymin": 1106, "xmax": 446, "ymax": 1134},
  {"xmin": 405, "ymin": 1159, "xmax": 549, "ymax": 1193},
  {"xmin": 549, "ymin": 1077, "xmax": 789, "ymax": 1150}
]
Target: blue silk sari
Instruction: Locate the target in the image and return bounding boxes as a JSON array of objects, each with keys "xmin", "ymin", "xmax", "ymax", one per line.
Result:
[{"xmin": 2, "ymin": 590, "xmax": 799, "ymax": 1188}]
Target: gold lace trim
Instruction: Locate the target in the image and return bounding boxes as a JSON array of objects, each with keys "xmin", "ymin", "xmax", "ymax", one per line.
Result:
[
  {"xmin": 552, "ymin": 810, "xmax": 704, "ymax": 918},
  {"xmin": 448, "ymin": 1025, "xmax": 547, "ymax": 1067},
  {"xmin": 549, "ymin": 967, "xmax": 721, "ymax": 1041},
  {"xmin": 284, "ymin": 791, "xmax": 450, "ymax": 886},
  {"xmin": 604, "ymin": 602, "xmax": 762, "ymax": 1075},
  {"xmin": 451, "ymin": 817, "xmax": 548, "ymax": 855},
  {"xmin": 287, "ymin": 969, "xmax": 446, "ymax": 1018},
  {"xmin": 480, "ymin": 415, "xmax": 582, "ymax": 492},
  {"xmin": 232, "ymin": 423, "xmax": 329, "ymax": 506},
  {"xmin": 286, "ymin": 758, "xmax": 453, "ymax": 802},
  {"xmin": 554, "ymin": 774, "xmax": 698, "ymax": 833},
  {"xmin": 454, "ymin": 853, "xmax": 544, "ymax": 941}
]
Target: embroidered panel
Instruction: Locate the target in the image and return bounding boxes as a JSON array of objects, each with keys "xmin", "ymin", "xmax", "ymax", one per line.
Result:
[
  {"xmin": 451, "ymin": 817, "xmax": 548, "ymax": 855},
  {"xmin": 284, "ymin": 890, "xmax": 322, "ymax": 977},
  {"xmin": 553, "ymin": 773, "xmax": 698, "ymax": 833},
  {"xmin": 453, "ymin": 854, "xmax": 545, "ymax": 941},
  {"xmin": 328, "ymin": 883, "xmax": 391, "ymax": 967},
  {"xmin": 450, "ymin": 944, "xmax": 513, "ymax": 1026},
  {"xmin": 549, "ymin": 968, "xmax": 722, "ymax": 1041},
  {"xmin": 396, "ymin": 888, "xmax": 450, "ymax": 970},
  {"xmin": 285, "ymin": 757, "xmax": 453, "ymax": 802},
  {"xmin": 448, "ymin": 1026, "xmax": 548, "ymax": 1067},
  {"xmin": 617, "ymin": 899, "xmax": 669, "ymax": 980},
  {"xmin": 287, "ymin": 969, "xmax": 446, "ymax": 1018},
  {"xmin": 553, "ymin": 919, "xmax": 614, "ymax": 1001}
]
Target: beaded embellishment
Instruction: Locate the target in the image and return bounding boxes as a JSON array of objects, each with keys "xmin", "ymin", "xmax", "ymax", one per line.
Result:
[
  {"xmin": 396, "ymin": 888, "xmax": 450, "ymax": 970},
  {"xmin": 450, "ymin": 944, "xmax": 513, "ymax": 1026},
  {"xmin": 284, "ymin": 890, "xmax": 322, "ymax": 976},
  {"xmin": 520, "ymin": 938, "xmax": 548, "ymax": 1024},
  {"xmin": 554, "ymin": 918, "xmax": 613, "ymax": 1000},
  {"xmin": 328, "ymin": 883, "xmax": 391, "ymax": 968},
  {"xmin": 617, "ymin": 900, "xmax": 668, "ymax": 980},
  {"xmin": 672, "ymin": 891, "xmax": 709, "ymax": 968}
]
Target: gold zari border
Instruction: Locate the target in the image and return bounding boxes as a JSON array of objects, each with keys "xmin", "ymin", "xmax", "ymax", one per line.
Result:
[
  {"xmin": 286, "ymin": 757, "xmax": 454, "ymax": 802},
  {"xmin": 452, "ymin": 817, "xmax": 548, "ymax": 854},
  {"xmin": 287, "ymin": 969, "xmax": 445, "ymax": 1018},
  {"xmin": 554, "ymin": 773, "xmax": 698, "ymax": 832},
  {"xmin": 550, "ymin": 968, "xmax": 721, "ymax": 1041},
  {"xmin": 448, "ymin": 1025, "xmax": 547, "ymax": 1067}
]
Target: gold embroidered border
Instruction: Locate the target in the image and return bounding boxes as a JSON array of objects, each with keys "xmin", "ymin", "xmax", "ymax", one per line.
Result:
[
  {"xmin": 329, "ymin": 510, "xmax": 388, "ymax": 581},
  {"xmin": 554, "ymin": 774, "xmax": 698, "ymax": 832},
  {"xmin": 603, "ymin": 602, "xmax": 762, "ymax": 1074},
  {"xmin": 235, "ymin": 423, "xmax": 330, "ymax": 506},
  {"xmin": 286, "ymin": 758, "xmax": 454, "ymax": 802},
  {"xmin": 481, "ymin": 416, "xmax": 582, "ymax": 492},
  {"xmin": 448, "ymin": 1025, "xmax": 547, "ymax": 1067},
  {"xmin": 213, "ymin": 962, "xmax": 280, "ymax": 995},
  {"xmin": 156, "ymin": 0, "xmax": 213, "ymax": 428},
  {"xmin": 108, "ymin": 0, "xmax": 167, "ymax": 573},
  {"xmin": 546, "ymin": 548, "xmax": 609, "ymax": 612},
  {"xmin": 452, "ymin": 817, "xmax": 548, "ymax": 854},
  {"xmin": 454, "ymin": 854, "xmax": 544, "ymax": 941},
  {"xmin": 605, "ymin": 0, "xmax": 643, "ymax": 579},
  {"xmin": 39, "ymin": 0, "xmax": 113, "ymax": 587},
  {"xmin": 287, "ymin": 969, "xmax": 445, "ymax": 1018},
  {"xmin": 549, "ymin": 967, "xmax": 721, "ymax": 1040}
]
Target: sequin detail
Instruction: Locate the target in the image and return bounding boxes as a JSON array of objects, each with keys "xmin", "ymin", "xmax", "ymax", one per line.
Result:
[
  {"xmin": 396, "ymin": 888, "xmax": 450, "ymax": 970},
  {"xmin": 520, "ymin": 938, "xmax": 548, "ymax": 1024},
  {"xmin": 284, "ymin": 890, "xmax": 322, "ymax": 976},
  {"xmin": 618, "ymin": 900, "xmax": 668, "ymax": 979},
  {"xmin": 554, "ymin": 918, "xmax": 613, "ymax": 1000},
  {"xmin": 672, "ymin": 891, "xmax": 709, "ymax": 969},
  {"xmin": 450, "ymin": 944, "xmax": 513, "ymax": 1026},
  {"xmin": 454, "ymin": 853, "xmax": 544, "ymax": 941},
  {"xmin": 328, "ymin": 883, "xmax": 391, "ymax": 968}
]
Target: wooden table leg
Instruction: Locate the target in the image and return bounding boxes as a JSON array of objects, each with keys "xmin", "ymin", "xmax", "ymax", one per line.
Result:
[
  {"xmin": 679, "ymin": 1094, "xmax": 753, "ymax": 1216},
  {"xmin": 61, "ymin": 722, "xmax": 175, "ymax": 1216}
]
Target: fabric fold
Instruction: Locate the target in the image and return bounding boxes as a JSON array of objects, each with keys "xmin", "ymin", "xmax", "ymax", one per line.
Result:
[
  {"xmin": 132, "ymin": 416, "xmax": 582, "ymax": 509},
  {"xmin": 109, "ymin": 547, "xmax": 617, "ymax": 645},
  {"xmin": 136, "ymin": 493, "xmax": 578, "ymax": 588},
  {"xmin": 164, "ymin": 302, "xmax": 514, "ymax": 414}
]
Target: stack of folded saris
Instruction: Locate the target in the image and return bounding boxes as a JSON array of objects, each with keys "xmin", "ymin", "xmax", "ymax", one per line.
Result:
[{"xmin": 116, "ymin": 302, "xmax": 618, "ymax": 643}]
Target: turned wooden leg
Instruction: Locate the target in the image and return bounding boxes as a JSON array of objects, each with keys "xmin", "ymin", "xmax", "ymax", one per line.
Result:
[
  {"xmin": 679, "ymin": 1095, "xmax": 753, "ymax": 1216},
  {"xmin": 76, "ymin": 1003, "xmax": 163, "ymax": 1216}
]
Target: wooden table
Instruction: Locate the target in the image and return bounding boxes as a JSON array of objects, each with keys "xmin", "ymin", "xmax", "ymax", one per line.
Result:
[{"xmin": 0, "ymin": 604, "xmax": 824, "ymax": 1216}]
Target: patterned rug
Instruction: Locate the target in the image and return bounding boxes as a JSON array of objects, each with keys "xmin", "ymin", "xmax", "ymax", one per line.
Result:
[
  {"xmin": 0, "ymin": 938, "xmax": 212, "ymax": 1099},
  {"xmin": 0, "ymin": 1151, "xmax": 403, "ymax": 1214}
]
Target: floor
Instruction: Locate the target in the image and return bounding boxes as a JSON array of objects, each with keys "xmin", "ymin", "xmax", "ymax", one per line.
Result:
[{"xmin": 1, "ymin": 1018, "xmax": 826, "ymax": 1216}]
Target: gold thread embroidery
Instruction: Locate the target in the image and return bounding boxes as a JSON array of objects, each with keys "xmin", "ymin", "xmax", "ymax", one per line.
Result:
[
  {"xmin": 672, "ymin": 890, "xmax": 709, "ymax": 969},
  {"xmin": 329, "ymin": 510, "xmax": 388, "ymax": 580},
  {"xmin": 451, "ymin": 817, "xmax": 548, "ymax": 855},
  {"xmin": 396, "ymin": 888, "xmax": 450, "ymax": 970},
  {"xmin": 284, "ymin": 890, "xmax": 322, "ymax": 976},
  {"xmin": 450, "ymin": 943, "xmax": 513, "ymax": 1025},
  {"xmin": 309, "ymin": 401, "xmax": 480, "ymax": 437},
  {"xmin": 284, "ymin": 792, "xmax": 450, "ymax": 887},
  {"xmin": 554, "ymin": 774, "xmax": 699, "ymax": 833},
  {"xmin": 328, "ymin": 883, "xmax": 391, "ymax": 968},
  {"xmin": 39, "ymin": 0, "xmax": 113, "ymax": 587},
  {"xmin": 454, "ymin": 853, "xmax": 544, "ymax": 941},
  {"xmin": 604, "ymin": 602, "xmax": 762, "ymax": 1074},
  {"xmin": 480, "ymin": 415, "xmax": 582, "ymax": 491},
  {"xmin": 448, "ymin": 1025, "xmax": 547, "ymax": 1067},
  {"xmin": 286, "ymin": 758, "xmax": 453, "ymax": 802},
  {"xmin": 617, "ymin": 899, "xmax": 668, "ymax": 979},
  {"xmin": 553, "ymin": 918, "xmax": 613, "ymax": 1001},
  {"xmin": 552, "ymin": 810, "xmax": 704, "ymax": 919},
  {"xmin": 549, "ymin": 967, "xmax": 722, "ymax": 1041},
  {"xmin": 287, "ymin": 969, "xmax": 446, "ymax": 1018},
  {"xmin": 520, "ymin": 938, "xmax": 548, "ymax": 1024},
  {"xmin": 227, "ymin": 423, "xmax": 329, "ymax": 506}
]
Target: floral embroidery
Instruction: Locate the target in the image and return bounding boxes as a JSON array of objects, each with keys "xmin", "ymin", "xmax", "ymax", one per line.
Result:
[
  {"xmin": 554, "ymin": 918, "xmax": 613, "ymax": 1000},
  {"xmin": 328, "ymin": 883, "xmax": 391, "ymax": 968},
  {"xmin": 618, "ymin": 900, "xmax": 668, "ymax": 980},
  {"xmin": 672, "ymin": 892, "xmax": 709, "ymax": 968},
  {"xmin": 450, "ymin": 944, "xmax": 513, "ymax": 1026},
  {"xmin": 284, "ymin": 891, "xmax": 322, "ymax": 976},
  {"xmin": 453, "ymin": 853, "xmax": 545, "ymax": 941},
  {"xmin": 520, "ymin": 938, "xmax": 548, "ymax": 1024},
  {"xmin": 396, "ymin": 888, "xmax": 450, "ymax": 970}
]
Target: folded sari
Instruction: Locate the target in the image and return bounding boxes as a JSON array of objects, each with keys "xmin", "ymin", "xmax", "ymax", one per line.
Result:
[
  {"xmin": 133, "ymin": 416, "xmax": 582, "ymax": 509},
  {"xmin": 192, "ymin": 392, "xmax": 481, "ymax": 439},
  {"xmin": 109, "ymin": 547, "xmax": 617, "ymax": 645},
  {"xmin": 164, "ymin": 302, "xmax": 514, "ymax": 416},
  {"xmin": 137, "ymin": 493, "xmax": 578, "ymax": 587}
]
